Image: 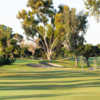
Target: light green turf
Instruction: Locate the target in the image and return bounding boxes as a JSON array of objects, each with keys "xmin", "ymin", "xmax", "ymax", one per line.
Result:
[{"xmin": 0, "ymin": 60, "xmax": 100, "ymax": 100}]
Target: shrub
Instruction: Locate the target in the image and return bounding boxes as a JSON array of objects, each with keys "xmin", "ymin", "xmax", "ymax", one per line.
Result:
[{"xmin": 0, "ymin": 56, "xmax": 15, "ymax": 66}]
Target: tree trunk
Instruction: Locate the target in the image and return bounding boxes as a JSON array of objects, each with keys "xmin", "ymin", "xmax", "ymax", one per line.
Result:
[
  {"xmin": 47, "ymin": 55, "xmax": 51, "ymax": 61},
  {"xmin": 85, "ymin": 57, "xmax": 90, "ymax": 67},
  {"xmin": 47, "ymin": 51, "xmax": 52, "ymax": 61},
  {"xmin": 75, "ymin": 56, "xmax": 78, "ymax": 68}
]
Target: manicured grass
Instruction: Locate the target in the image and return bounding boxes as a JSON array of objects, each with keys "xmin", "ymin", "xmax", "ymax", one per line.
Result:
[
  {"xmin": 14, "ymin": 59, "xmax": 40, "ymax": 64},
  {"xmin": 0, "ymin": 60, "xmax": 100, "ymax": 100}
]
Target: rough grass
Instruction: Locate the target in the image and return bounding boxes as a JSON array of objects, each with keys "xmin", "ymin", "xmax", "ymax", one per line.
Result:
[{"xmin": 0, "ymin": 59, "xmax": 100, "ymax": 100}]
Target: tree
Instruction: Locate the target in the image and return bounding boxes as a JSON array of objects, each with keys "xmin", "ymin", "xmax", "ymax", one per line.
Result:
[
  {"xmin": 81, "ymin": 44, "xmax": 93, "ymax": 67},
  {"xmin": 81, "ymin": 44, "xmax": 100, "ymax": 67},
  {"xmin": 20, "ymin": 39, "xmax": 39, "ymax": 58},
  {"xmin": 17, "ymin": 0, "xmax": 67, "ymax": 60},
  {"xmin": 56, "ymin": 5, "xmax": 88, "ymax": 67},
  {"xmin": 11, "ymin": 33, "xmax": 23, "ymax": 57},
  {"xmin": 68, "ymin": 13, "xmax": 87, "ymax": 67},
  {"xmin": 0, "ymin": 25, "xmax": 17, "ymax": 65},
  {"xmin": 18, "ymin": 1, "xmax": 88, "ymax": 61},
  {"xmin": 85, "ymin": 0, "xmax": 100, "ymax": 20},
  {"xmin": 12, "ymin": 33, "xmax": 23, "ymax": 43}
]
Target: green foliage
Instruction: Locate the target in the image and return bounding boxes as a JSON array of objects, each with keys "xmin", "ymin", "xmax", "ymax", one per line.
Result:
[
  {"xmin": 56, "ymin": 6, "xmax": 87, "ymax": 51},
  {"xmin": 0, "ymin": 56, "xmax": 15, "ymax": 66},
  {"xmin": 0, "ymin": 25, "xmax": 18, "ymax": 65},
  {"xmin": 12, "ymin": 33, "xmax": 23, "ymax": 42},
  {"xmin": 81, "ymin": 44, "xmax": 100, "ymax": 67},
  {"xmin": 56, "ymin": 6, "xmax": 88, "ymax": 67},
  {"xmin": 56, "ymin": 47, "xmax": 69, "ymax": 59},
  {"xmin": 20, "ymin": 47, "xmax": 32, "ymax": 58},
  {"xmin": 85, "ymin": 0, "xmax": 100, "ymax": 20},
  {"xmin": 17, "ymin": 0, "xmax": 66, "ymax": 60},
  {"xmin": 17, "ymin": 0, "xmax": 54, "ymax": 37},
  {"xmin": 34, "ymin": 48, "xmax": 45, "ymax": 58},
  {"xmin": 82, "ymin": 44, "xmax": 100, "ymax": 58},
  {"xmin": 17, "ymin": 1, "xmax": 88, "ymax": 60}
]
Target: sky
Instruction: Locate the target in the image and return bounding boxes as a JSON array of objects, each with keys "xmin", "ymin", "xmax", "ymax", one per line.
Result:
[{"xmin": 0, "ymin": 0, "xmax": 100, "ymax": 45}]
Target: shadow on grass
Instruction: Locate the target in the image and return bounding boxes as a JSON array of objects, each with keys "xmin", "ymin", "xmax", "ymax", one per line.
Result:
[
  {"xmin": 0, "ymin": 71, "xmax": 100, "ymax": 91},
  {"xmin": 0, "ymin": 79, "xmax": 98, "ymax": 84},
  {"xmin": 0, "ymin": 93, "xmax": 73, "ymax": 100},
  {"xmin": 0, "ymin": 81, "xmax": 100, "ymax": 92},
  {"xmin": 39, "ymin": 60, "xmax": 74, "ymax": 68},
  {"xmin": 0, "ymin": 70, "xmax": 100, "ymax": 99},
  {"xmin": 0, "ymin": 71, "xmax": 100, "ymax": 80}
]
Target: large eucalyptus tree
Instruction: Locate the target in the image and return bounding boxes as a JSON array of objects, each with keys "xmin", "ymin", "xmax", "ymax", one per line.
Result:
[
  {"xmin": 56, "ymin": 5, "xmax": 88, "ymax": 67},
  {"xmin": 17, "ymin": 0, "xmax": 67, "ymax": 60}
]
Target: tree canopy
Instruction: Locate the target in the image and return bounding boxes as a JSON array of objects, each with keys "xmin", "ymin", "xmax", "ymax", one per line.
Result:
[
  {"xmin": 85, "ymin": 0, "xmax": 100, "ymax": 20},
  {"xmin": 0, "ymin": 25, "xmax": 17, "ymax": 65},
  {"xmin": 17, "ymin": 0, "xmax": 88, "ymax": 60}
]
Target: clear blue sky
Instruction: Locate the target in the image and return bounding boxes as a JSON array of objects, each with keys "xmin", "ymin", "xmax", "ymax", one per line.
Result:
[{"xmin": 0, "ymin": 0, "xmax": 100, "ymax": 45}]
